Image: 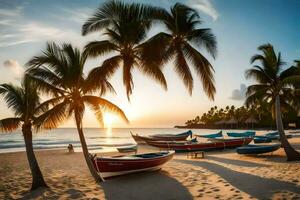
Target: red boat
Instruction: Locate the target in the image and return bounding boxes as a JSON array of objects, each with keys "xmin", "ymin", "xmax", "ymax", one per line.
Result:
[
  {"xmin": 145, "ymin": 138, "xmax": 253, "ymax": 152},
  {"xmin": 92, "ymin": 151, "xmax": 174, "ymax": 179},
  {"xmin": 131, "ymin": 130, "xmax": 192, "ymax": 144}
]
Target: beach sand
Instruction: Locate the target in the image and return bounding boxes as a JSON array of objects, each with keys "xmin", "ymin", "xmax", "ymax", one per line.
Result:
[{"xmin": 1, "ymin": 137, "xmax": 300, "ymax": 199}]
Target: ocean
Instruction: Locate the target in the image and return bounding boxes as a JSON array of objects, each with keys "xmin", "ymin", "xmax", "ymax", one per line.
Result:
[{"xmin": 0, "ymin": 128, "xmax": 276, "ymax": 153}]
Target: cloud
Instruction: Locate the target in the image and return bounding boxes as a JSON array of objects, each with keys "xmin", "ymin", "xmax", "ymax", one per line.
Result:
[
  {"xmin": 0, "ymin": 7, "xmax": 22, "ymax": 17},
  {"xmin": 59, "ymin": 7, "xmax": 93, "ymax": 24},
  {"xmin": 0, "ymin": 6, "xmax": 82, "ymax": 48},
  {"xmin": 230, "ymin": 84, "xmax": 247, "ymax": 100},
  {"xmin": 188, "ymin": 0, "xmax": 219, "ymax": 21},
  {"xmin": 3, "ymin": 59, "xmax": 24, "ymax": 80}
]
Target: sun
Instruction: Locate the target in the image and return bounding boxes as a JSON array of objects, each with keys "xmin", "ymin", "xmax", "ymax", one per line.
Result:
[{"xmin": 103, "ymin": 113, "xmax": 116, "ymax": 128}]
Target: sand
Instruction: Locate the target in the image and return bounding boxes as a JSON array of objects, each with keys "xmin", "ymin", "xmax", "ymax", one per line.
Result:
[{"xmin": 1, "ymin": 137, "xmax": 300, "ymax": 199}]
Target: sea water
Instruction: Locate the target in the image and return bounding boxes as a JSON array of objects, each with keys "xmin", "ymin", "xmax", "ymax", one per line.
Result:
[{"xmin": 0, "ymin": 128, "xmax": 279, "ymax": 153}]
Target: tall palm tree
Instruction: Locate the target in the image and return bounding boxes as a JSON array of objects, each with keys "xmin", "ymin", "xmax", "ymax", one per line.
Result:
[
  {"xmin": 26, "ymin": 42, "xmax": 129, "ymax": 182},
  {"xmin": 0, "ymin": 77, "xmax": 48, "ymax": 190},
  {"xmin": 82, "ymin": 0, "xmax": 167, "ymax": 100},
  {"xmin": 245, "ymin": 43, "xmax": 300, "ymax": 161},
  {"xmin": 144, "ymin": 3, "xmax": 217, "ymax": 99}
]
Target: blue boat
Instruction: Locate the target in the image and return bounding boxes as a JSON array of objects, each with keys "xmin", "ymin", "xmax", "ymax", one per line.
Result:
[
  {"xmin": 196, "ymin": 131, "xmax": 223, "ymax": 139},
  {"xmin": 253, "ymin": 136, "xmax": 272, "ymax": 143},
  {"xmin": 236, "ymin": 144, "xmax": 281, "ymax": 155},
  {"xmin": 227, "ymin": 131, "xmax": 255, "ymax": 138},
  {"xmin": 264, "ymin": 131, "xmax": 292, "ymax": 140}
]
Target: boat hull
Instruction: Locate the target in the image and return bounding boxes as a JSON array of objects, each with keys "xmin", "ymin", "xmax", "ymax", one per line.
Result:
[
  {"xmin": 92, "ymin": 151, "xmax": 174, "ymax": 178},
  {"xmin": 227, "ymin": 131, "xmax": 256, "ymax": 138},
  {"xmin": 237, "ymin": 144, "xmax": 281, "ymax": 154},
  {"xmin": 195, "ymin": 131, "xmax": 223, "ymax": 139},
  {"xmin": 145, "ymin": 138, "xmax": 253, "ymax": 152},
  {"xmin": 131, "ymin": 133, "xmax": 190, "ymax": 144}
]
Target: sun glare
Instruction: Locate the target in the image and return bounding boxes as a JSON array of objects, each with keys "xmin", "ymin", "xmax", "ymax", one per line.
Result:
[{"xmin": 103, "ymin": 113, "xmax": 116, "ymax": 128}]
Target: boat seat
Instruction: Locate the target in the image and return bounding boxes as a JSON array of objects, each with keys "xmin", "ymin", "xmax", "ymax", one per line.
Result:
[{"xmin": 187, "ymin": 151, "xmax": 205, "ymax": 159}]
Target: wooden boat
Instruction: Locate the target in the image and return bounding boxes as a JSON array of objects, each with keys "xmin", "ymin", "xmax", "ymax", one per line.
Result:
[
  {"xmin": 151, "ymin": 130, "xmax": 192, "ymax": 140},
  {"xmin": 92, "ymin": 151, "xmax": 174, "ymax": 179},
  {"xmin": 195, "ymin": 131, "xmax": 223, "ymax": 139},
  {"xmin": 116, "ymin": 144, "xmax": 138, "ymax": 153},
  {"xmin": 253, "ymin": 136, "xmax": 272, "ymax": 143},
  {"xmin": 289, "ymin": 130, "xmax": 300, "ymax": 134},
  {"xmin": 131, "ymin": 131, "xmax": 192, "ymax": 144},
  {"xmin": 208, "ymin": 137, "xmax": 246, "ymax": 142},
  {"xmin": 227, "ymin": 131, "xmax": 256, "ymax": 138},
  {"xmin": 145, "ymin": 138, "xmax": 253, "ymax": 152},
  {"xmin": 236, "ymin": 144, "xmax": 281, "ymax": 155},
  {"xmin": 264, "ymin": 131, "xmax": 293, "ymax": 140}
]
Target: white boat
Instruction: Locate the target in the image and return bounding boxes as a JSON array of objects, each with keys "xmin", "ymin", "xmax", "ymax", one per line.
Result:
[{"xmin": 116, "ymin": 144, "xmax": 138, "ymax": 153}]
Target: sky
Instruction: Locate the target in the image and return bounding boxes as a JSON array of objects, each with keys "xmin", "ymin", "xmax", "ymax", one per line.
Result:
[{"xmin": 0, "ymin": 0, "xmax": 299, "ymax": 128}]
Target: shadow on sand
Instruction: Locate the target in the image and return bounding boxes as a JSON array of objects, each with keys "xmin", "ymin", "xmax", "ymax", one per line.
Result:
[
  {"xmin": 175, "ymin": 159, "xmax": 300, "ymax": 199},
  {"xmin": 205, "ymin": 155, "xmax": 268, "ymax": 167},
  {"xmin": 100, "ymin": 170, "xmax": 193, "ymax": 200}
]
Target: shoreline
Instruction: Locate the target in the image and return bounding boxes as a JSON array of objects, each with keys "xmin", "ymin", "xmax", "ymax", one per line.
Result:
[{"xmin": 1, "ymin": 138, "xmax": 300, "ymax": 199}]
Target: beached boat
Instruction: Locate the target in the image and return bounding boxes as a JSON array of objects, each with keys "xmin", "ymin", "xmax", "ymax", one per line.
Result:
[
  {"xmin": 236, "ymin": 144, "xmax": 281, "ymax": 155},
  {"xmin": 151, "ymin": 130, "xmax": 192, "ymax": 140},
  {"xmin": 92, "ymin": 151, "xmax": 174, "ymax": 178},
  {"xmin": 264, "ymin": 131, "xmax": 293, "ymax": 140},
  {"xmin": 289, "ymin": 130, "xmax": 300, "ymax": 134},
  {"xmin": 116, "ymin": 144, "xmax": 138, "ymax": 153},
  {"xmin": 227, "ymin": 131, "xmax": 256, "ymax": 138},
  {"xmin": 208, "ymin": 137, "xmax": 246, "ymax": 142},
  {"xmin": 253, "ymin": 136, "xmax": 272, "ymax": 143},
  {"xmin": 195, "ymin": 131, "xmax": 223, "ymax": 138},
  {"xmin": 131, "ymin": 130, "xmax": 192, "ymax": 144},
  {"xmin": 145, "ymin": 138, "xmax": 253, "ymax": 152}
]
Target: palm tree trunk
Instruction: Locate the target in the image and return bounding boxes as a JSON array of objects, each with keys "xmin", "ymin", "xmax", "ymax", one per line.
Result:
[
  {"xmin": 22, "ymin": 123, "xmax": 47, "ymax": 190},
  {"xmin": 275, "ymin": 95, "xmax": 300, "ymax": 161},
  {"xmin": 74, "ymin": 111, "xmax": 103, "ymax": 182}
]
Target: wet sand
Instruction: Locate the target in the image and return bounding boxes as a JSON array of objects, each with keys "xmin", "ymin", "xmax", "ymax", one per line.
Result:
[{"xmin": 1, "ymin": 137, "xmax": 300, "ymax": 199}]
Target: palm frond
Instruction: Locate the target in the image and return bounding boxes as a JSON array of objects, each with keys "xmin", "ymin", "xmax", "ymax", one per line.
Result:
[
  {"xmin": 34, "ymin": 96, "xmax": 65, "ymax": 116},
  {"xmin": 174, "ymin": 48, "xmax": 193, "ymax": 95},
  {"xmin": 123, "ymin": 59, "xmax": 134, "ymax": 101},
  {"xmin": 139, "ymin": 32, "xmax": 173, "ymax": 67},
  {"xmin": 83, "ymin": 95, "xmax": 129, "ymax": 124},
  {"xmin": 187, "ymin": 28, "xmax": 217, "ymax": 59},
  {"xmin": 245, "ymin": 87, "xmax": 271, "ymax": 107},
  {"xmin": 86, "ymin": 103, "xmax": 104, "ymax": 127},
  {"xmin": 26, "ymin": 74, "xmax": 65, "ymax": 96},
  {"xmin": 183, "ymin": 42, "xmax": 215, "ymax": 99},
  {"xmin": 137, "ymin": 61, "xmax": 167, "ymax": 91},
  {"xmin": 26, "ymin": 42, "xmax": 68, "ymax": 77},
  {"xmin": 0, "ymin": 84, "xmax": 24, "ymax": 116},
  {"xmin": 245, "ymin": 66, "xmax": 271, "ymax": 83},
  {"xmin": 82, "ymin": 0, "xmax": 124, "ymax": 35},
  {"xmin": 246, "ymin": 84, "xmax": 271, "ymax": 97},
  {"xmin": 34, "ymin": 100, "xmax": 69, "ymax": 130},
  {"xmin": 84, "ymin": 55, "xmax": 121, "ymax": 95},
  {"xmin": 83, "ymin": 40, "xmax": 118, "ymax": 58},
  {"xmin": 0, "ymin": 118, "xmax": 21, "ymax": 132}
]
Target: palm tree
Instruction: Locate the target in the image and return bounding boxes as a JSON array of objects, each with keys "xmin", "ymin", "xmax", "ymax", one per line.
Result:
[
  {"xmin": 0, "ymin": 77, "xmax": 48, "ymax": 190},
  {"xmin": 144, "ymin": 3, "xmax": 217, "ymax": 99},
  {"xmin": 26, "ymin": 42, "xmax": 129, "ymax": 182},
  {"xmin": 245, "ymin": 43, "xmax": 300, "ymax": 161},
  {"xmin": 82, "ymin": 0, "xmax": 167, "ymax": 100}
]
